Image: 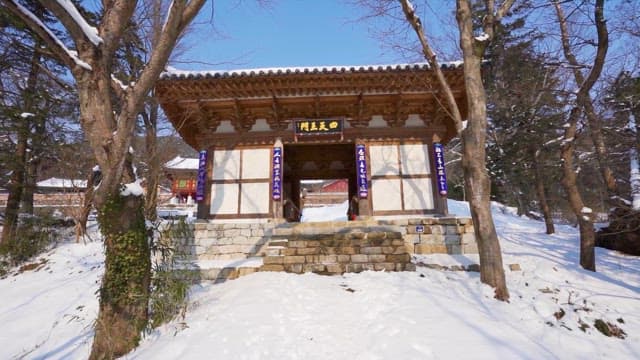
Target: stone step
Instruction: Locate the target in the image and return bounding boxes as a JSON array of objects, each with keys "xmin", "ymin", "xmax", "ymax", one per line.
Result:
[
  {"xmin": 268, "ymin": 239, "xmax": 289, "ymax": 247},
  {"xmin": 174, "ymin": 257, "xmax": 263, "ymax": 283}
]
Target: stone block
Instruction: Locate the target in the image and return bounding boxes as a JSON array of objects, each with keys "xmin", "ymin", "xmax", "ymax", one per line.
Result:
[
  {"xmin": 374, "ymin": 263, "xmax": 396, "ymax": 271},
  {"xmin": 284, "ymin": 256, "xmax": 306, "ymax": 264},
  {"xmin": 404, "ymin": 263, "xmax": 416, "ymax": 271},
  {"xmin": 385, "ymin": 254, "xmax": 410, "ymax": 263},
  {"xmin": 297, "ymin": 247, "xmax": 320, "ymax": 255},
  {"xmin": 369, "ymin": 254, "xmax": 387, "ymax": 263},
  {"xmin": 238, "ymin": 267, "xmax": 258, "ymax": 277},
  {"xmin": 319, "ymin": 255, "xmax": 338, "ymax": 264},
  {"xmin": 263, "ymin": 256, "xmax": 284, "ymax": 265},
  {"xmin": 439, "ymin": 217, "xmax": 458, "ymax": 225},
  {"xmin": 223, "ymin": 229, "xmax": 241, "ymax": 237},
  {"xmin": 464, "ymin": 224, "xmax": 475, "ymax": 233},
  {"xmin": 326, "ymin": 264, "xmax": 344, "ymax": 274},
  {"xmin": 445, "ymin": 235, "xmax": 461, "ymax": 245},
  {"xmin": 337, "ymin": 255, "xmax": 351, "ymax": 263},
  {"xmin": 463, "ymin": 243, "xmax": 479, "ymax": 254},
  {"xmin": 285, "ymin": 264, "xmax": 303, "ymax": 273},
  {"xmin": 446, "ymin": 244, "xmax": 461, "ymax": 254},
  {"xmin": 274, "ymin": 227, "xmax": 293, "ymax": 236},
  {"xmin": 445, "ymin": 225, "xmax": 463, "ymax": 235},
  {"xmin": 338, "ymin": 246, "xmax": 356, "ymax": 255},
  {"xmin": 458, "ymin": 218, "xmax": 472, "ymax": 225},
  {"xmin": 288, "ymin": 240, "xmax": 307, "ymax": 248},
  {"xmin": 351, "ymin": 254, "xmax": 369, "ymax": 263},
  {"xmin": 239, "ymin": 229, "xmax": 253, "ymax": 237},
  {"xmin": 282, "ymin": 248, "xmax": 297, "ymax": 256},
  {"xmin": 361, "ymin": 246, "xmax": 382, "ymax": 255},
  {"xmin": 303, "ymin": 264, "xmax": 326, "ymax": 273},
  {"xmin": 345, "ymin": 263, "xmax": 364, "ymax": 273},
  {"xmin": 265, "ymin": 248, "xmax": 282, "ymax": 256},
  {"xmin": 394, "ymin": 246, "xmax": 409, "ymax": 255},
  {"xmin": 509, "ymin": 263, "xmax": 522, "ymax": 271},
  {"xmin": 461, "ymin": 233, "xmax": 476, "ymax": 245},
  {"xmin": 431, "ymin": 225, "xmax": 444, "ymax": 235},
  {"xmin": 381, "ymin": 246, "xmax": 395, "ymax": 254},
  {"xmin": 362, "ymin": 264, "xmax": 376, "ymax": 271},
  {"xmin": 261, "ymin": 264, "xmax": 285, "ymax": 272},
  {"xmin": 415, "ymin": 244, "xmax": 447, "ymax": 254},
  {"xmin": 393, "ymin": 239, "xmax": 408, "ymax": 246}
]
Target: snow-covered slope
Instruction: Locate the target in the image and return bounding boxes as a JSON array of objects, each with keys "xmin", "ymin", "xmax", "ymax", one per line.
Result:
[{"xmin": 1, "ymin": 201, "xmax": 639, "ymax": 359}]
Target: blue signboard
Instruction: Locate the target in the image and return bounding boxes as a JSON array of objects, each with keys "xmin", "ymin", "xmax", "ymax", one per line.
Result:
[
  {"xmin": 433, "ymin": 143, "xmax": 448, "ymax": 196},
  {"xmin": 272, "ymin": 147, "xmax": 282, "ymax": 200},
  {"xmin": 195, "ymin": 150, "xmax": 208, "ymax": 202},
  {"xmin": 355, "ymin": 144, "xmax": 368, "ymax": 198}
]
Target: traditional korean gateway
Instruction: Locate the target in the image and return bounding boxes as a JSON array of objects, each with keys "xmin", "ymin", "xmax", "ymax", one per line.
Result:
[{"xmin": 156, "ymin": 63, "xmax": 478, "ymax": 279}]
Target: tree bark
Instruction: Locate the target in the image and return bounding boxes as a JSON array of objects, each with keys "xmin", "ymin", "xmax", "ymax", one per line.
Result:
[
  {"xmin": 90, "ymin": 195, "xmax": 150, "ymax": 360},
  {"xmin": 561, "ymin": 107, "xmax": 596, "ymax": 271},
  {"xmin": 0, "ymin": 40, "xmax": 41, "ymax": 245},
  {"xmin": 554, "ymin": 0, "xmax": 616, "ymax": 199},
  {"xmin": 533, "ymin": 149, "xmax": 555, "ymax": 234},
  {"xmin": 143, "ymin": 99, "xmax": 159, "ymax": 221},
  {"xmin": 1, "ymin": 126, "xmax": 27, "ymax": 245},
  {"xmin": 398, "ymin": 0, "xmax": 511, "ymax": 300},
  {"xmin": 457, "ymin": 0, "xmax": 509, "ymax": 301}
]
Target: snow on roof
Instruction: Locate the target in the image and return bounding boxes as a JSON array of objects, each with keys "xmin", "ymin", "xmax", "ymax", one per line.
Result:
[
  {"xmin": 37, "ymin": 177, "xmax": 87, "ymax": 189},
  {"xmin": 161, "ymin": 62, "xmax": 464, "ymax": 80},
  {"xmin": 164, "ymin": 156, "xmax": 199, "ymax": 170}
]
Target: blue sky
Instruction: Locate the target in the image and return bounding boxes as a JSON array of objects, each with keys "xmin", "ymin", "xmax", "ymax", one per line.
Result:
[{"xmin": 175, "ymin": 0, "xmax": 438, "ymax": 71}]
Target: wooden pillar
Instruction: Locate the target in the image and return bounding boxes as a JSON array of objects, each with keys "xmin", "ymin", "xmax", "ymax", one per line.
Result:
[
  {"xmin": 196, "ymin": 147, "xmax": 214, "ymax": 220},
  {"xmin": 272, "ymin": 138, "xmax": 284, "ymax": 219},
  {"xmin": 431, "ymin": 134, "xmax": 448, "ymax": 215},
  {"xmin": 356, "ymin": 140, "xmax": 372, "ymax": 218}
]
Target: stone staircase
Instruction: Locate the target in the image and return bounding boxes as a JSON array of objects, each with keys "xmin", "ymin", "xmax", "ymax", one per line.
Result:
[{"xmin": 260, "ymin": 221, "xmax": 415, "ymax": 275}]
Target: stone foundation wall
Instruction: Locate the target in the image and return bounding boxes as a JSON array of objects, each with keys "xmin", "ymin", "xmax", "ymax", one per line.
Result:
[
  {"xmin": 177, "ymin": 222, "xmax": 277, "ymax": 260},
  {"xmin": 181, "ymin": 216, "xmax": 478, "ymax": 264},
  {"xmin": 403, "ymin": 217, "xmax": 478, "ymax": 254}
]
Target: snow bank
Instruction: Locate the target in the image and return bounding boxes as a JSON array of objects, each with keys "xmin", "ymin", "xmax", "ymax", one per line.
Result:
[{"xmin": 1, "ymin": 200, "xmax": 639, "ymax": 359}]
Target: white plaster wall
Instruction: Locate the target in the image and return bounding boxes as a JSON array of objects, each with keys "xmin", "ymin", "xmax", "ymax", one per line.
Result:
[
  {"xmin": 369, "ymin": 145, "xmax": 399, "ymax": 176},
  {"xmin": 400, "ymin": 144, "xmax": 431, "ymax": 175},
  {"xmin": 368, "ymin": 115, "xmax": 387, "ymax": 128},
  {"xmin": 249, "ymin": 119, "xmax": 271, "ymax": 132},
  {"xmin": 371, "ymin": 178, "xmax": 402, "ymax": 211},
  {"xmin": 403, "ymin": 178, "xmax": 434, "ymax": 210},
  {"xmin": 210, "ymin": 183, "xmax": 239, "ymax": 214},
  {"xmin": 240, "ymin": 182, "xmax": 270, "ymax": 214},
  {"xmin": 405, "ymin": 114, "xmax": 423, "ymax": 127},
  {"xmin": 213, "ymin": 150, "xmax": 240, "ymax": 180},
  {"xmin": 241, "ymin": 148, "xmax": 271, "ymax": 179}
]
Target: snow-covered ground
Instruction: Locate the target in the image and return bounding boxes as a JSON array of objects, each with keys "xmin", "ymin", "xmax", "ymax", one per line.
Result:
[{"xmin": 1, "ymin": 200, "xmax": 639, "ymax": 359}]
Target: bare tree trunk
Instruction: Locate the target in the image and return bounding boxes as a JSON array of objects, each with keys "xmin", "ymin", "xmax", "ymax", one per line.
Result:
[
  {"xmin": 552, "ymin": 0, "xmax": 607, "ymax": 271},
  {"xmin": 1, "ymin": 128, "xmax": 27, "ymax": 245},
  {"xmin": 533, "ymin": 149, "xmax": 555, "ymax": 234},
  {"xmin": 90, "ymin": 195, "xmax": 150, "ymax": 360},
  {"xmin": 1, "ymin": 42, "xmax": 41, "ymax": 245},
  {"xmin": 75, "ymin": 169, "xmax": 96, "ymax": 242},
  {"xmin": 398, "ymin": 0, "xmax": 511, "ymax": 300},
  {"xmin": 561, "ymin": 107, "xmax": 596, "ymax": 271},
  {"xmin": 2, "ymin": 2, "xmax": 207, "ymax": 356},
  {"xmin": 456, "ymin": 0, "xmax": 509, "ymax": 301},
  {"xmin": 143, "ymin": 99, "xmax": 159, "ymax": 221},
  {"xmin": 554, "ymin": 0, "xmax": 616, "ymax": 199},
  {"xmin": 20, "ymin": 159, "xmax": 36, "ymax": 215}
]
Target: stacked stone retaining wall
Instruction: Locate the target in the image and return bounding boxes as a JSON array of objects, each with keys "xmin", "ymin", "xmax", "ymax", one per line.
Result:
[{"xmin": 177, "ymin": 217, "xmax": 478, "ymax": 279}]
